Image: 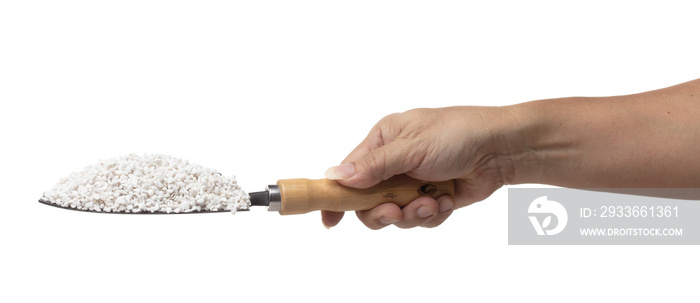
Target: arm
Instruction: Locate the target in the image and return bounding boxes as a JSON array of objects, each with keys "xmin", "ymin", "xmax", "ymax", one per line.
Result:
[
  {"xmin": 323, "ymin": 78, "xmax": 700, "ymax": 229},
  {"xmin": 504, "ymin": 78, "xmax": 700, "ymax": 187}
]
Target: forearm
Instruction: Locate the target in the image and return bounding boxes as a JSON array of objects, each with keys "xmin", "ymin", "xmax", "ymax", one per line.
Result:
[{"xmin": 500, "ymin": 79, "xmax": 700, "ymax": 187}]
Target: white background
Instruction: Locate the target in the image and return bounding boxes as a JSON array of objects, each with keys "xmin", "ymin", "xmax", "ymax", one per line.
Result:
[{"xmin": 1, "ymin": 1, "xmax": 699, "ymax": 302}]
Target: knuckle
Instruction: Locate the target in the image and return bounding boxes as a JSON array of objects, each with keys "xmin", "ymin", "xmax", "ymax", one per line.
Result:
[
  {"xmin": 357, "ymin": 149, "xmax": 388, "ymax": 183},
  {"xmin": 379, "ymin": 112, "xmax": 402, "ymax": 124},
  {"xmin": 395, "ymin": 220, "xmax": 420, "ymax": 229},
  {"xmin": 421, "ymin": 219, "xmax": 444, "ymax": 228},
  {"xmin": 356, "ymin": 210, "xmax": 384, "ymax": 230},
  {"xmin": 367, "ymin": 224, "xmax": 386, "ymax": 230},
  {"xmin": 421, "ymin": 213, "xmax": 451, "ymax": 228},
  {"xmin": 355, "ymin": 210, "xmax": 368, "ymax": 221},
  {"xmin": 396, "ymin": 224, "xmax": 419, "ymax": 229}
]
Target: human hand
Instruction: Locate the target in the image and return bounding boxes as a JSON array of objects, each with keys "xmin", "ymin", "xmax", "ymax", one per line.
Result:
[{"xmin": 322, "ymin": 107, "xmax": 512, "ymax": 229}]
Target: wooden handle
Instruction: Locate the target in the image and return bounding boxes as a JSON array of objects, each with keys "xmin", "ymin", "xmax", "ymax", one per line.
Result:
[{"xmin": 276, "ymin": 175, "xmax": 455, "ymax": 215}]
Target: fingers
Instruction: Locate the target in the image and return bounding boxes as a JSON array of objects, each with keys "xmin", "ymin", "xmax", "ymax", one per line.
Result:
[
  {"xmin": 326, "ymin": 113, "xmax": 422, "ymax": 189},
  {"xmin": 327, "ymin": 140, "xmax": 421, "ymax": 189},
  {"xmin": 321, "ymin": 211, "xmax": 344, "ymax": 229},
  {"xmin": 355, "ymin": 203, "xmax": 403, "ymax": 230},
  {"xmin": 323, "ymin": 111, "xmax": 455, "ymax": 229},
  {"xmin": 355, "ymin": 195, "xmax": 455, "ymax": 230},
  {"xmin": 421, "ymin": 195, "xmax": 455, "ymax": 228},
  {"xmin": 392, "ymin": 196, "xmax": 439, "ymax": 229}
]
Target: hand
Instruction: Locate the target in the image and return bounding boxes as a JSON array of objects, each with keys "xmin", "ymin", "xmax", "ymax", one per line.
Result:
[{"xmin": 322, "ymin": 106, "xmax": 512, "ymax": 229}]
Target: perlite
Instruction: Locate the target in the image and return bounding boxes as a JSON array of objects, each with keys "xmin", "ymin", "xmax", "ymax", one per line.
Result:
[{"xmin": 41, "ymin": 154, "xmax": 251, "ymax": 214}]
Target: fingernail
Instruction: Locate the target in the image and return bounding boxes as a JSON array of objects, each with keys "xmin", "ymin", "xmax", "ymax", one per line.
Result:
[
  {"xmin": 323, "ymin": 223, "xmax": 331, "ymax": 229},
  {"xmin": 325, "ymin": 163, "xmax": 355, "ymax": 180},
  {"xmin": 379, "ymin": 216, "xmax": 398, "ymax": 225},
  {"xmin": 417, "ymin": 206, "xmax": 434, "ymax": 219},
  {"xmin": 438, "ymin": 197, "xmax": 453, "ymax": 213}
]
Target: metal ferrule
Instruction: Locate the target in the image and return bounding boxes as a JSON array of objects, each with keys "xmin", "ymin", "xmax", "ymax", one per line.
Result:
[{"xmin": 266, "ymin": 184, "xmax": 281, "ymax": 211}]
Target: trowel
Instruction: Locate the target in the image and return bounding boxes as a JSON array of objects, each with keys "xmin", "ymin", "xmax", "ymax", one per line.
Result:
[{"xmin": 39, "ymin": 175, "xmax": 455, "ymax": 215}]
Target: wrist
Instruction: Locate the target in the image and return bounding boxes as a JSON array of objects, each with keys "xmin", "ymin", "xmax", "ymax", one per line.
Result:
[{"xmin": 495, "ymin": 99, "xmax": 577, "ymax": 186}]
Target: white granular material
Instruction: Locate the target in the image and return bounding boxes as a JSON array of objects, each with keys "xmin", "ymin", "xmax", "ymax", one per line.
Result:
[{"xmin": 42, "ymin": 154, "xmax": 251, "ymax": 214}]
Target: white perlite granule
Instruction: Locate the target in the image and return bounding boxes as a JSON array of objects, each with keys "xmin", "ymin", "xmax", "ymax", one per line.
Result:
[{"xmin": 41, "ymin": 154, "xmax": 251, "ymax": 214}]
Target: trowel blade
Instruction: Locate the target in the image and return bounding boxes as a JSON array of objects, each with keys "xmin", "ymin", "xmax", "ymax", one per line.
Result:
[{"xmin": 37, "ymin": 196, "xmax": 249, "ymax": 214}]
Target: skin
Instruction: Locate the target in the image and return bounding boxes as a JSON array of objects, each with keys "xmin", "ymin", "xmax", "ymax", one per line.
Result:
[{"xmin": 323, "ymin": 78, "xmax": 700, "ymax": 229}]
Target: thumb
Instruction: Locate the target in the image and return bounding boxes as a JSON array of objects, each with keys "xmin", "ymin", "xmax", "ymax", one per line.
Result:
[{"xmin": 325, "ymin": 140, "xmax": 418, "ymax": 188}]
